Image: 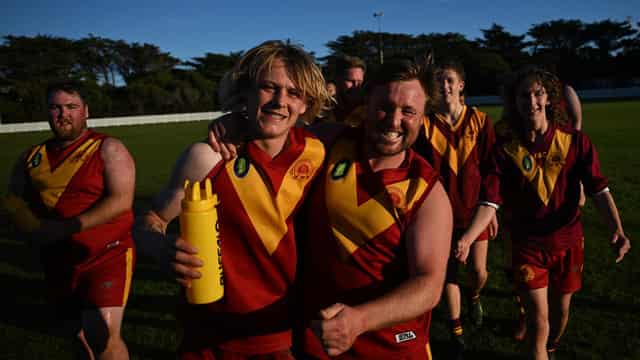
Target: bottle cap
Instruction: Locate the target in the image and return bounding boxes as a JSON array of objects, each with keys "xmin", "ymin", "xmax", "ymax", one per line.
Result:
[{"xmin": 181, "ymin": 179, "xmax": 218, "ymax": 211}]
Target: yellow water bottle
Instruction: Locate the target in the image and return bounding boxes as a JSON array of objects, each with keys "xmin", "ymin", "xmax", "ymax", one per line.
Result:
[{"xmin": 180, "ymin": 178, "xmax": 223, "ymax": 304}]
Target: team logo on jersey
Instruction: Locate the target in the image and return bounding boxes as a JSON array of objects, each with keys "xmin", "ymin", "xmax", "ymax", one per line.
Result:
[
  {"xmin": 522, "ymin": 154, "xmax": 534, "ymax": 173},
  {"xmin": 386, "ymin": 186, "xmax": 407, "ymax": 212},
  {"xmin": 518, "ymin": 264, "xmax": 536, "ymax": 283},
  {"xmin": 30, "ymin": 153, "xmax": 42, "ymax": 168},
  {"xmin": 290, "ymin": 159, "xmax": 313, "ymax": 180},
  {"xmin": 395, "ymin": 330, "xmax": 417, "ymax": 343},
  {"xmin": 331, "ymin": 160, "xmax": 351, "ymax": 180},
  {"xmin": 233, "ymin": 155, "xmax": 250, "ymax": 178},
  {"xmin": 548, "ymin": 152, "xmax": 564, "ymax": 167}
]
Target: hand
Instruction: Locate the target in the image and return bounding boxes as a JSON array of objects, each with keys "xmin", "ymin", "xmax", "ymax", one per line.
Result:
[
  {"xmin": 611, "ymin": 230, "xmax": 631, "ymax": 263},
  {"xmin": 170, "ymin": 235, "xmax": 204, "ymax": 288},
  {"xmin": 311, "ymin": 303, "xmax": 366, "ymax": 356},
  {"xmin": 454, "ymin": 236, "xmax": 472, "ymax": 264},
  {"xmin": 207, "ymin": 112, "xmax": 244, "ymax": 161},
  {"xmin": 488, "ymin": 213, "xmax": 499, "ymax": 239},
  {"xmin": 29, "ymin": 218, "xmax": 81, "ymax": 248}
]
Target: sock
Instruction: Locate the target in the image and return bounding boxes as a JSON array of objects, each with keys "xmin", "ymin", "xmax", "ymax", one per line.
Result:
[
  {"xmin": 450, "ymin": 318, "xmax": 463, "ymax": 337},
  {"xmin": 547, "ymin": 340, "xmax": 560, "ymax": 353},
  {"xmin": 470, "ymin": 293, "xmax": 481, "ymax": 303}
]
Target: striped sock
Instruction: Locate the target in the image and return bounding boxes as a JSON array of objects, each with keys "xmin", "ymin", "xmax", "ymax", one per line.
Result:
[{"xmin": 450, "ymin": 318, "xmax": 463, "ymax": 337}]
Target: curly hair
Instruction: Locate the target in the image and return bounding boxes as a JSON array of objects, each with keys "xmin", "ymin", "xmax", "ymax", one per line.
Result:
[
  {"xmin": 219, "ymin": 40, "xmax": 330, "ymax": 123},
  {"xmin": 500, "ymin": 66, "xmax": 569, "ymax": 137}
]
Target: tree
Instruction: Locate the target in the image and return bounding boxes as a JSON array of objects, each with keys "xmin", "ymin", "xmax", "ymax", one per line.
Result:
[
  {"xmin": 477, "ymin": 23, "xmax": 528, "ymax": 67},
  {"xmin": 584, "ymin": 20, "xmax": 637, "ymax": 60},
  {"xmin": 114, "ymin": 42, "xmax": 180, "ymax": 84}
]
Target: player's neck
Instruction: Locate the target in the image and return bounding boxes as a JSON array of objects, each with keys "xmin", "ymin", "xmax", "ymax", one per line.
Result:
[
  {"xmin": 253, "ymin": 135, "xmax": 289, "ymax": 159},
  {"xmin": 53, "ymin": 128, "xmax": 89, "ymax": 149},
  {"xmin": 367, "ymin": 151, "xmax": 407, "ymax": 172},
  {"xmin": 439, "ymin": 102, "xmax": 464, "ymax": 126},
  {"xmin": 525, "ymin": 119, "xmax": 549, "ymax": 144}
]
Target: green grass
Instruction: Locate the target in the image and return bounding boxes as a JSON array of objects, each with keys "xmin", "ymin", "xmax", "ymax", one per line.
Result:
[{"xmin": 1, "ymin": 101, "xmax": 639, "ymax": 359}]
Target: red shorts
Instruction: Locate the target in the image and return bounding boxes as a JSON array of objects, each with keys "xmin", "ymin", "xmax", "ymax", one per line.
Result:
[
  {"xmin": 445, "ymin": 227, "xmax": 490, "ymax": 284},
  {"xmin": 512, "ymin": 238, "xmax": 583, "ymax": 293},
  {"xmin": 180, "ymin": 348, "xmax": 294, "ymax": 360},
  {"xmin": 44, "ymin": 245, "xmax": 135, "ymax": 310}
]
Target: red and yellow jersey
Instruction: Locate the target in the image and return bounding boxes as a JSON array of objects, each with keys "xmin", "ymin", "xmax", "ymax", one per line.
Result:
[
  {"xmin": 179, "ymin": 127, "xmax": 325, "ymax": 355},
  {"xmin": 413, "ymin": 106, "xmax": 495, "ymax": 228},
  {"xmin": 301, "ymin": 130, "xmax": 438, "ymax": 360},
  {"xmin": 483, "ymin": 123, "xmax": 608, "ymax": 250},
  {"xmin": 24, "ymin": 130, "xmax": 134, "ymax": 263}
]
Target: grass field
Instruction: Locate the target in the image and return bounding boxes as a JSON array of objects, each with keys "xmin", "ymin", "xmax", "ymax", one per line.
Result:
[{"xmin": 1, "ymin": 101, "xmax": 639, "ymax": 359}]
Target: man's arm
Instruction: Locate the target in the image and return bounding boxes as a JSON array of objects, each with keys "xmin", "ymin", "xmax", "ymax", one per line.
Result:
[
  {"xmin": 133, "ymin": 142, "xmax": 222, "ymax": 287},
  {"xmin": 316, "ymin": 181, "xmax": 452, "ymax": 356},
  {"xmin": 77, "ymin": 138, "xmax": 135, "ymax": 230},
  {"xmin": 592, "ymin": 190, "xmax": 631, "ymax": 263},
  {"xmin": 564, "ymin": 84, "xmax": 583, "ymax": 130},
  {"xmin": 455, "ymin": 204, "xmax": 497, "ymax": 263}
]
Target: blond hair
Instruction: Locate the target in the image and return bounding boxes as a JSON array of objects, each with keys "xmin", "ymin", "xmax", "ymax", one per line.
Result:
[{"xmin": 220, "ymin": 40, "xmax": 330, "ymax": 123}]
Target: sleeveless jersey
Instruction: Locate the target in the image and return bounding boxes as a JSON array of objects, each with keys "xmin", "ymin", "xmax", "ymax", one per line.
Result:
[
  {"xmin": 178, "ymin": 127, "xmax": 325, "ymax": 355},
  {"xmin": 302, "ymin": 130, "xmax": 439, "ymax": 359},
  {"xmin": 24, "ymin": 130, "xmax": 134, "ymax": 264}
]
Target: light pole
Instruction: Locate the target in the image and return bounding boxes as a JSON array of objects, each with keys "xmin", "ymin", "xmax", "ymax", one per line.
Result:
[{"xmin": 373, "ymin": 11, "xmax": 384, "ymax": 64}]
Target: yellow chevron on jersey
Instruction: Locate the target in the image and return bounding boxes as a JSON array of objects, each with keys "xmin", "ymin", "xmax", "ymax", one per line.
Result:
[
  {"xmin": 227, "ymin": 137, "xmax": 324, "ymax": 255},
  {"xmin": 26, "ymin": 138, "xmax": 103, "ymax": 210},
  {"xmin": 424, "ymin": 106, "xmax": 485, "ymax": 175},
  {"xmin": 504, "ymin": 129, "xmax": 572, "ymax": 206},
  {"xmin": 326, "ymin": 139, "xmax": 429, "ymax": 258}
]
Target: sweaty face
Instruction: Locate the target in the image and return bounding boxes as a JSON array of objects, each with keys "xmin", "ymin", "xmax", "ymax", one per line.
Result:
[
  {"xmin": 47, "ymin": 91, "xmax": 89, "ymax": 143},
  {"xmin": 365, "ymin": 79, "xmax": 427, "ymax": 157},
  {"xmin": 515, "ymin": 80, "xmax": 549, "ymax": 130},
  {"xmin": 438, "ymin": 69, "xmax": 464, "ymax": 106},
  {"xmin": 246, "ymin": 59, "xmax": 307, "ymax": 141}
]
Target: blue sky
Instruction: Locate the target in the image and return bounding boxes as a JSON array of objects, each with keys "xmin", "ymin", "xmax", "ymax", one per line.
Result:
[{"xmin": 2, "ymin": 0, "xmax": 638, "ymax": 62}]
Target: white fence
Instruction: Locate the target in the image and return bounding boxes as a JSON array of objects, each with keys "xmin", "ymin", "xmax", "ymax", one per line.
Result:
[
  {"xmin": 2, "ymin": 86, "xmax": 639, "ymax": 133},
  {"xmin": 0, "ymin": 111, "xmax": 225, "ymax": 134}
]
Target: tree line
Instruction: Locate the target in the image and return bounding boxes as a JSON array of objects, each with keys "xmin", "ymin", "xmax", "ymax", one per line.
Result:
[{"xmin": 1, "ymin": 19, "xmax": 639, "ymax": 123}]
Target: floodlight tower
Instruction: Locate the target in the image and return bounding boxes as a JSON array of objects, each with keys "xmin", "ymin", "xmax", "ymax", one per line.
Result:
[{"xmin": 373, "ymin": 11, "xmax": 384, "ymax": 64}]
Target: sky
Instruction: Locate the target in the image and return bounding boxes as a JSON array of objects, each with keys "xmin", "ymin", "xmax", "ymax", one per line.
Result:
[{"xmin": 2, "ymin": 0, "xmax": 638, "ymax": 62}]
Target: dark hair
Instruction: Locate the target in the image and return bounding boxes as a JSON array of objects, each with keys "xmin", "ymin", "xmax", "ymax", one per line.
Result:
[
  {"xmin": 500, "ymin": 66, "xmax": 568, "ymax": 137},
  {"xmin": 335, "ymin": 55, "xmax": 367, "ymax": 77},
  {"xmin": 46, "ymin": 80, "xmax": 88, "ymax": 105},
  {"xmin": 363, "ymin": 54, "xmax": 439, "ymax": 113},
  {"xmin": 437, "ymin": 59, "xmax": 466, "ymax": 82}
]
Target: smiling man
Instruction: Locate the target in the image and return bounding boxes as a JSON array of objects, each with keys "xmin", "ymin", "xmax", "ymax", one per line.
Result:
[
  {"xmin": 457, "ymin": 66, "xmax": 631, "ymax": 360},
  {"xmin": 300, "ymin": 57, "xmax": 452, "ymax": 360},
  {"xmin": 134, "ymin": 40, "xmax": 329, "ymax": 359}
]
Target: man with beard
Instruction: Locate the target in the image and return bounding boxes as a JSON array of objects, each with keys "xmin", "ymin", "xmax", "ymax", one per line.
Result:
[
  {"xmin": 6, "ymin": 80, "xmax": 136, "ymax": 359},
  {"xmin": 300, "ymin": 57, "xmax": 452, "ymax": 360}
]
